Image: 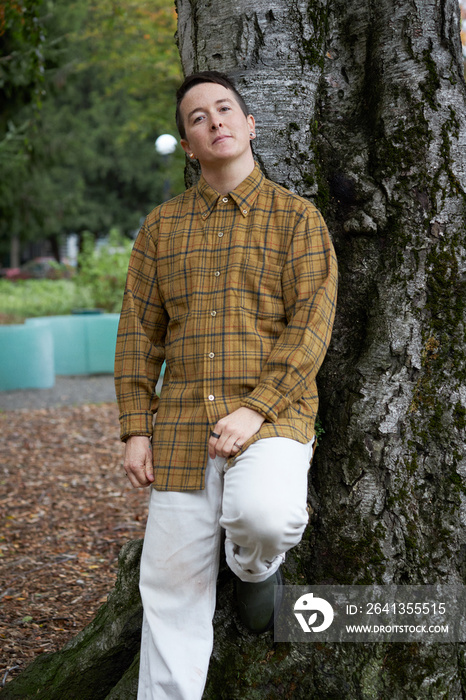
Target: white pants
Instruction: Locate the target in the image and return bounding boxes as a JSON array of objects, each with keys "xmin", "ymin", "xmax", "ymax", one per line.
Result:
[{"xmin": 138, "ymin": 437, "xmax": 314, "ymax": 700}]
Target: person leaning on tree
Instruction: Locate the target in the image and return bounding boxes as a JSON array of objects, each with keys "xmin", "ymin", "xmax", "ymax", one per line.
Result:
[{"xmin": 114, "ymin": 70, "xmax": 338, "ymax": 700}]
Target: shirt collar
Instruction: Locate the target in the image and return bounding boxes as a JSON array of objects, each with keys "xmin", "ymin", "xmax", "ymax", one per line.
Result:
[{"xmin": 196, "ymin": 162, "xmax": 264, "ymax": 220}]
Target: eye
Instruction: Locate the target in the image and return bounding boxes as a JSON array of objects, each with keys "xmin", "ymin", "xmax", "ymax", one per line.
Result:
[
  {"xmin": 219, "ymin": 105, "xmax": 231, "ymax": 112},
  {"xmin": 192, "ymin": 114, "xmax": 205, "ymax": 124}
]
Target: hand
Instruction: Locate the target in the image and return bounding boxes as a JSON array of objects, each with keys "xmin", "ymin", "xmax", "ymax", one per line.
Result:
[
  {"xmin": 208, "ymin": 407, "xmax": 265, "ymax": 459},
  {"xmin": 123, "ymin": 435, "xmax": 154, "ymax": 488}
]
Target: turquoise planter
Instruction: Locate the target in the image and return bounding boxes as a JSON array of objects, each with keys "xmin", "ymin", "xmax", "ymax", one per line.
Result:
[
  {"xmin": 1, "ymin": 314, "xmax": 165, "ymax": 392},
  {"xmin": 26, "ymin": 314, "xmax": 120, "ymax": 375},
  {"xmin": 0, "ymin": 324, "xmax": 54, "ymax": 390},
  {"xmin": 86, "ymin": 314, "xmax": 120, "ymax": 373}
]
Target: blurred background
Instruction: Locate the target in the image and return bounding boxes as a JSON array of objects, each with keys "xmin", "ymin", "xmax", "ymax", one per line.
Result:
[
  {"xmin": 0, "ymin": 0, "xmax": 184, "ymax": 322},
  {"xmin": 1, "ymin": 1, "xmax": 466, "ymax": 323}
]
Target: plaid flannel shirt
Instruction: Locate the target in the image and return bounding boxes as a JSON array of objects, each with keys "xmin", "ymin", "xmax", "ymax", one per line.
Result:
[{"xmin": 115, "ymin": 164, "xmax": 337, "ymax": 491}]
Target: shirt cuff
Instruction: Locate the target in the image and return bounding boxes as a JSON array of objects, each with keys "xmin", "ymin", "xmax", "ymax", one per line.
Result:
[
  {"xmin": 119, "ymin": 410, "xmax": 154, "ymax": 442},
  {"xmin": 240, "ymin": 385, "xmax": 288, "ymax": 423}
]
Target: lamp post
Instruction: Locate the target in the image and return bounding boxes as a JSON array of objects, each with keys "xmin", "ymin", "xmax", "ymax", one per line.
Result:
[{"xmin": 155, "ymin": 134, "xmax": 178, "ymax": 202}]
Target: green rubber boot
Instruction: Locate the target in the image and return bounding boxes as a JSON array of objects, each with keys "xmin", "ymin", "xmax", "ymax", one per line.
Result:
[{"xmin": 236, "ymin": 567, "xmax": 283, "ymax": 633}]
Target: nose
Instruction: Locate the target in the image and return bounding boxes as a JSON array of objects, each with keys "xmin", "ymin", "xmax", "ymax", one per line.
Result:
[{"xmin": 210, "ymin": 117, "xmax": 222, "ymax": 130}]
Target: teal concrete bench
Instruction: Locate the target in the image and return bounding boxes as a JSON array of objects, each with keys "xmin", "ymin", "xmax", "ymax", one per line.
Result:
[
  {"xmin": 0, "ymin": 324, "xmax": 55, "ymax": 390},
  {"xmin": 1, "ymin": 315, "xmax": 165, "ymax": 391},
  {"xmin": 26, "ymin": 314, "xmax": 120, "ymax": 375}
]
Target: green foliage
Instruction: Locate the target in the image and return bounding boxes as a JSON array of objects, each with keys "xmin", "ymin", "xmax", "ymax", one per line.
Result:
[
  {"xmin": 0, "ymin": 230, "xmax": 134, "ymax": 319},
  {"xmin": 75, "ymin": 230, "xmax": 133, "ymax": 312},
  {"xmin": 0, "ymin": 0, "xmax": 47, "ymax": 253},
  {"xmin": 0, "ymin": 0, "xmax": 46, "ymax": 131},
  {"xmin": 0, "ymin": 278, "xmax": 94, "ymax": 322},
  {"xmin": 0, "ymin": 0, "xmax": 184, "ymax": 261}
]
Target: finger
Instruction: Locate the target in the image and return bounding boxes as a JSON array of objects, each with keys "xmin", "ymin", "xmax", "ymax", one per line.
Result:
[
  {"xmin": 208, "ymin": 429, "xmax": 221, "ymax": 458},
  {"xmin": 208, "ymin": 436, "xmax": 219, "ymax": 458},
  {"xmin": 125, "ymin": 470, "xmax": 142, "ymax": 489},
  {"xmin": 125, "ymin": 463, "xmax": 151, "ymax": 488},
  {"xmin": 219, "ymin": 434, "xmax": 239, "ymax": 457},
  {"xmin": 144, "ymin": 463, "xmax": 155, "ymax": 483}
]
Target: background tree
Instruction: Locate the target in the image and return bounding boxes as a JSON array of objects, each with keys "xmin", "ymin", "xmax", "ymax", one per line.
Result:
[
  {"xmin": 0, "ymin": 0, "xmax": 47, "ymax": 266},
  {"xmin": 0, "ymin": 0, "xmax": 184, "ymax": 265}
]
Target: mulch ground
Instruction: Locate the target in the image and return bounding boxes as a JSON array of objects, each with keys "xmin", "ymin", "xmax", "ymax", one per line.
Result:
[{"xmin": 0, "ymin": 403, "xmax": 148, "ymax": 689}]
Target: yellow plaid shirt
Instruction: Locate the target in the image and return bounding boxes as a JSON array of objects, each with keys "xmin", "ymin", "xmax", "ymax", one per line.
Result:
[{"xmin": 115, "ymin": 163, "xmax": 337, "ymax": 491}]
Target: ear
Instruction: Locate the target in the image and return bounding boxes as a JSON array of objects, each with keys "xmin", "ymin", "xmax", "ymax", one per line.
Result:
[
  {"xmin": 247, "ymin": 114, "xmax": 255, "ymax": 134},
  {"xmin": 180, "ymin": 138, "xmax": 192, "ymax": 156}
]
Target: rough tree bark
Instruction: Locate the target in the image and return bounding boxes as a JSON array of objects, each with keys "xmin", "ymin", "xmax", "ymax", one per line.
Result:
[
  {"xmin": 176, "ymin": 0, "xmax": 466, "ymax": 697},
  {"xmin": 4, "ymin": 1, "xmax": 466, "ymax": 698}
]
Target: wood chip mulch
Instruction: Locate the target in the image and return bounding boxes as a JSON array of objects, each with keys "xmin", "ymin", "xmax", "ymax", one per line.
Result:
[{"xmin": 0, "ymin": 403, "xmax": 148, "ymax": 689}]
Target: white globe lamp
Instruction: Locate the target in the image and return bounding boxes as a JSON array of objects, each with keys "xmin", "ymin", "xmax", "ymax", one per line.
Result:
[{"xmin": 155, "ymin": 134, "xmax": 177, "ymax": 156}]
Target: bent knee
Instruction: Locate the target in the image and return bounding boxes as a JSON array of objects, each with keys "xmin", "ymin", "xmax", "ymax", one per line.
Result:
[{"xmin": 222, "ymin": 505, "xmax": 309, "ymax": 553}]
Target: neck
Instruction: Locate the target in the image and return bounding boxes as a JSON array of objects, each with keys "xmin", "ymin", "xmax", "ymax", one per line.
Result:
[{"xmin": 200, "ymin": 152, "xmax": 255, "ymax": 195}]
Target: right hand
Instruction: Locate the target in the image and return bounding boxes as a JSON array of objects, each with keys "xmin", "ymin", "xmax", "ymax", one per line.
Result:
[{"xmin": 123, "ymin": 435, "xmax": 154, "ymax": 488}]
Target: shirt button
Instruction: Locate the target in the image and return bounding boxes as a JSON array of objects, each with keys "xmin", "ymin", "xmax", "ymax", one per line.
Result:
[
  {"xmin": 211, "ymin": 310, "xmax": 217, "ymax": 317},
  {"xmin": 208, "ymin": 352, "xmax": 215, "ymax": 359},
  {"xmin": 208, "ymin": 395, "xmax": 215, "ymax": 401},
  {"xmin": 222, "ymin": 197, "xmax": 228, "ymax": 203},
  {"xmin": 243, "ymin": 210, "xmax": 248, "ymax": 215},
  {"xmin": 218, "ymin": 232, "xmax": 224, "ymax": 238},
  {"xmin": 214, "ymin": 271, "xmax": 220, "ymax": 277}
]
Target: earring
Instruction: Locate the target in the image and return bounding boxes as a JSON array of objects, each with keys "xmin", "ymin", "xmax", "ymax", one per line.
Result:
[
  {"xmin": 189, "ymin": 153, "xmax": 196, "ymax": 159},
  {"xmin": 250, "ymin": 133, "xmax": 255, "ymax": 139}
]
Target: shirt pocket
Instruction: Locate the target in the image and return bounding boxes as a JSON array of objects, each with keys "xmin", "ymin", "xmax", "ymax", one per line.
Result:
[
  {"xmin": 158, "ymin": 252, "xmax": 192, "ymax": 318},
  {"xmin": 238, "ymin": 257, "xmax": 285, "ymax": 319}
]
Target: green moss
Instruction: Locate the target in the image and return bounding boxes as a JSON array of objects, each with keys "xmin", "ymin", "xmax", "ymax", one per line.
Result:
[
  {"xmin": 419, "ymin": 46, "xmax": 440, "ymax": 110},
  {"xmin": 453, "ymin": 402, "xmax": 466, "ymax": 430},
  {"xmin": 404, "ymin": 520, "xmax": 418, "ymax": 551},
  {"xmin": 449, "ymin": 470, "xmax": 466, "ymax": 496},
  {"xmin": 382, "ymin": 644, "xmax": 439, "ymax": 690},
  {"xmin": 321, "ymin": 519, "xmax": 387, "ymax": 585},
  {"xmin": 299, "ymin": 4, "xmax": 328, "ymax": 70},
  {"xmin": 305, "ymin": 119, "xmax": 331, "ymax": 214},
  {"xmin": 432, "ymin": 106, "xmax": 466, "ymax": 203}
]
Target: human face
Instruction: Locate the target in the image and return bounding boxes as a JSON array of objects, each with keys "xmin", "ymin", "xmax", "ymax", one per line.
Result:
[{"xmin": 179, "ymin": 82, "xmax": 255, "ymax": 168}]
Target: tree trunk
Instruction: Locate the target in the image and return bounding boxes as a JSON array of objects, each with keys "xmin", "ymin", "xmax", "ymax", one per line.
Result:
[
  {"xmin": 176, "ymin": 0, "xmax": 466, "ymax": 696},
  {"xmin": 5, "ymin": 1, "xmax": 466, "ymax": 698},
  {"xmin": 10, "ymin": 234, "xmax": 20, "ymax": 268}
]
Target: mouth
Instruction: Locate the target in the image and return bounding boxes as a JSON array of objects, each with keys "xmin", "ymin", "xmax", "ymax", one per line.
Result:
[{"xmin": 212, "ymin": 134, "xmax": 231, "ymax": 145}]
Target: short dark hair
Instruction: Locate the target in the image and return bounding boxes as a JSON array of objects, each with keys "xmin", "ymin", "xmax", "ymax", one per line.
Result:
[{"xmin": 175, "ymin": 71, "xmax": 250, "ymax": 140}]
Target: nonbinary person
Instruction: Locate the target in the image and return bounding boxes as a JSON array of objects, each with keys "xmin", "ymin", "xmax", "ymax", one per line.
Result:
[{"xmin": 114, "ymin": 70, "xmax": 337, "ymax": 700}]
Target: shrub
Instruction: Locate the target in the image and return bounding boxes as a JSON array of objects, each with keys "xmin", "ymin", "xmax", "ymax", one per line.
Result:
[
  {"xmin": 0, "ymin": 279, "xmax": 95, "ymax": 323},
  {"xmin": 76, "ymin": 229, "xmax": 133, "ymax": 313}
]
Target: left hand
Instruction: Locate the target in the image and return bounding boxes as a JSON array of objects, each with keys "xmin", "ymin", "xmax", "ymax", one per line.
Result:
[{"xmin": 208, "ymin": 407, "xmax": 265, "ymax": 459}]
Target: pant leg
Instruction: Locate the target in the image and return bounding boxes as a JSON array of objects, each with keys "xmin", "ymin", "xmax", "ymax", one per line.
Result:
[
  {"xmin": 138, "ymin": 457, "xmax": 224, "ymax": 700},
  {"xmin": 220, "ymin": 437, "xmax": 314, "ymax": 583}
]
